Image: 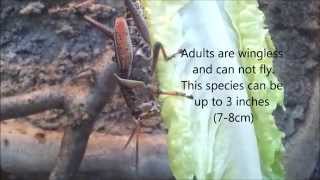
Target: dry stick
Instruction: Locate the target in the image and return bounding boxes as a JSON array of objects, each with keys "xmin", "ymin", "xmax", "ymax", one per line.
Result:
[
  {"xmin": 73, "ymin": 0, "xmax": 96, "ymax": 9},
  {"xmin": 0, "ymin": 49, "xmax": 118, "ymax": 180},
  {"xmin": 49, "ymin": 121, "xmax": 95, "ymax": 180},
  {"xmin": 49, "ymin": 50, "xmax": 118, "ymax": 180},
  {"xmin": 0, "ymin": 87, "xmax": 65, "ymax": 120},
  {"xmin": 48, "ymin": 0, "xmax": 96, "ymax": 15}
]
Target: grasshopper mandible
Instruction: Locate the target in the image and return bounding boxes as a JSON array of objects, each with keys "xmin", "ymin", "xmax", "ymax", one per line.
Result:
[{"xmin": 85, "ymin": 0, "xmax": 193, "ymax": 172}]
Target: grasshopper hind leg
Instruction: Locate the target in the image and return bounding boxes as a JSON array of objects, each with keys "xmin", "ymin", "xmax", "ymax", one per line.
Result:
[{"xmin": 123, "ymin": 118, "xmax": 141, "ymax": 176}]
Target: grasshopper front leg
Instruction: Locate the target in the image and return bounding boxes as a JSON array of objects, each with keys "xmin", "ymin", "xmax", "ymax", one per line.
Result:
[
  {"xmin": 114, "ymin": 74, "xmax": 193, "ymax": 99},
  {"xmin": 125, "ymin": 0, "xmax": 182, "ymax": 74},
  {"xmin": 151, "ymin": 42, "xmax": 182, "ymax": 74}
]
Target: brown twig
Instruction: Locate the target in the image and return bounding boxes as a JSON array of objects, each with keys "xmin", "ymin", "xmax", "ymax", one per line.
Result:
[
  {"xmin": 48, "ymin": 0, "xmax": 96, "ymax": 14},
  {"xmin": 0, "ymin": 87, "xmax": 65, "ymax": 120},
  {"xmin": 0, "ymin": 49, "xmax": 118, "ymax": 180},
  {"xmin": 50, "ymin": 50, "xmax": 118, "ymax": 180},
  {"xmin": 49, "ymin": 122, "xmax": 94, "ymax": 180}
]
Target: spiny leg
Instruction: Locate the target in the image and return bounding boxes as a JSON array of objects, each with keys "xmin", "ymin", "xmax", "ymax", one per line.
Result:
[
  {"xmin": 114, "ymin": 75, "xmax": 142, "ymax": 174},
  {"xmin": 135, "ymin": 119, "xmax": 140, "ymax": 176},
  {"xmin": 148, "ymin": 84, "xmax": 194, "ymax": 99},
  {"xmin": 151, "ymin": 42, "xmax": 182, "ymax": 74},
  {"xmin": 114, "ymin": 74, "xmax": 145, "ymax": 89},
  {"xmin": 122, "ymin": 117, "xmax": 141, "ymax": 175},
  {"xmin": 124, "ymin": 0, "xmax": 183, "ymax": 76},
  {"xmin": 122, "ymin": 118, "xmax": 140, "ymax": 150},
  {"xmin": 125, "ymin": 1, "xmax": 178, "ymax": 68},
  {"xmin": 83, "ymin": 15, "xmax": 114, "ymax": 39},
  {"xmin": 114, "ymin": 74, "xmax": 193, "ymax": 99},
  {"xmin": 158, "ymin": 90, "xmax": 194, "ymax": 99}
]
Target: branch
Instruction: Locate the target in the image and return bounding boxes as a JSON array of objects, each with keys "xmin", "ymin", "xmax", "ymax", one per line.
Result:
[
  {"xmin": 1, "ymin": 121, "xmax": 171, "ymax": 179},
  {"xmin": 49, "ymin": 122, "xmax": 94, "ymax": 180},
  {"xmin": 49, "ymin": 49, "xmax": 118, "ymax": 180},
  {"xmin": 1, "ymin": 48, "xmax": 118, "ymax": 180},
  {"xmin": 0, "ymin": 87, "xmax": 65, "ymax": 120}
]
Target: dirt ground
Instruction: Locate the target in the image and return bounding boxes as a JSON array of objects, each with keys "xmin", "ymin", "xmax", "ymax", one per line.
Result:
[{"xmin": 1, "ymin": 0, "xmax": 319, "ymax": 179}]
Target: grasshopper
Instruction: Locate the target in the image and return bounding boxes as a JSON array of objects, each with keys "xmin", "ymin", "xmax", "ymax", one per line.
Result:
[{"xmin": 84, "ymin": 0, "xmax": 193, "ymax": 172}]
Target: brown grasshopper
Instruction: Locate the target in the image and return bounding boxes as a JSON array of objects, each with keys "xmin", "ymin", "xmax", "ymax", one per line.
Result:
[{"xmin": 84, "ymin": 0, "xmax": 193, "ymax": 172}]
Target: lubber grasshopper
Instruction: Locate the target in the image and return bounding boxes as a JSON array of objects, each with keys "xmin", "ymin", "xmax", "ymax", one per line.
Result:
[{"xmin": 84, "ymin": 0, "xmax": 193, "ymax": 173}]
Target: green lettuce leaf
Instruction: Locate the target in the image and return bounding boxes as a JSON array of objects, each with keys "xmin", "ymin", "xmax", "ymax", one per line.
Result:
[
  {"xmin": 142, "ymin": 0, "xmax": 285, "ymax": 179},
  {"xmin": 225, "ymin": 1, "xmax": 285, "ymax": 179}
]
